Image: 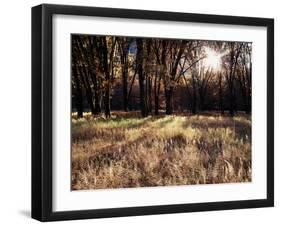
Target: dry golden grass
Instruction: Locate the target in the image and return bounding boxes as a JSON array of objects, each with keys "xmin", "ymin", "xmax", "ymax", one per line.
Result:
[{"xmin": 71, "ymin": 112, "xmax": 251, "ymax": 190}]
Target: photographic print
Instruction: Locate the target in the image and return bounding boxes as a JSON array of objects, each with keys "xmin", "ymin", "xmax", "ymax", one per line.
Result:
[
  {"xmin": 32, "ymin": 4, "xmax": 273, "ymax": 221},
  {"xmin": 71, "ymin": 35, "xmax": 252, "ymax": 190}
]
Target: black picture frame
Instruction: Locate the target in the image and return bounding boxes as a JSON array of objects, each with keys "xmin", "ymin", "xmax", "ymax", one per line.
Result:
[{"xmin": 32, "ymin": 3, "xmax": 274, "ymax": 222}]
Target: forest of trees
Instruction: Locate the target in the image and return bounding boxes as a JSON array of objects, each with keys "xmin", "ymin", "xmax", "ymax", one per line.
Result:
[{"xmin": 71, "ymin": 35, "xmax": 252, "ymax": 118}]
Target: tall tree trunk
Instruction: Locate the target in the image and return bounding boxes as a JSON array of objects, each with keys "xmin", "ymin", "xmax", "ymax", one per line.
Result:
[
  {"xmin": 73, "ymin": 65, "xmax": 83, "ymax": 118},
  {"xmin": 136, "ymin": 38, "xmax": 147, "ymax": 117},
  {"xmin": 192, "ymin": 89, "xmax": 197, "ymax": 114},
  {"xmin": 159, "ymin": 41, "xmax": 171, "ymax": 115},
  {"xmin": 104, "ymin": 71, "xmax": 111, "ymax": 118},
  {"xmin": 247, "ymin": 62, "xmax": 252, "ymax": 114},
  {"xmin": 78, "ymin": 66, "xmax": 95, "ymax": 115},
  {"xmin": 147, "ymin": 76, "xmax": 152, "ymax": 113},
  {"xmin": 246, "ymin": 91, "xmax": 251, "ymax": 114},
  {"xmin": 127, "ymin": 67, "xmax": 137, "ymax": 110},
  {"xmin": 117, "ymin": 38, "xmax": 131, "ymax": 112},
  {"xmin": 90, "ymin": 73, "xmax": 101, "ymax": 114},
  {"xmin": 145, "ymin": 40, "xmax": 152, "ymax": 114},
  {"xmin": 154, "ymin": 65, "xmax": 159, "ymax": 115},
  {"xmin": 237, "ymin": 76, "xmax": 248, "ymax": 114},
  {"xmin": 228, "ymin": 43, "xmax": 243, "ymax": 117},
  {"xmin": 154, "ymin": 65, "xmax": 162, "ymax": 115},
  {"xmin": 122, "ymin": 63, "xmax": 128, "ymax": 111},
  {"xmin": 199, "ymin": 92, "xmax": 205, "ymax": 111},
  {"xmin": 218, "ymin": 74, "xmax": 224, "ymax": 114},
  {"xmin": 101, "ymin": 37, "xmax": 111, "ymax": 118},
  {"xmin": 165, "ymin": 87, "xmax": 173, "ymax": 115},
  {"xmin": 233, "ymin": 85, "xmax": 237, "ymax": 113},
  {"xmin": 191, "ymin": 72, "xmax": 197, "ymax": 114},
  {"xmin": 229, "ymin": 83, "xmax": 234, "ymax": 117}
]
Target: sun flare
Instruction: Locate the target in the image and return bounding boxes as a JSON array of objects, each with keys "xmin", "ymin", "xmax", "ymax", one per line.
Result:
[{"xmin": 203, "ymin": 47, "xmax": 222, "ymax": 71}]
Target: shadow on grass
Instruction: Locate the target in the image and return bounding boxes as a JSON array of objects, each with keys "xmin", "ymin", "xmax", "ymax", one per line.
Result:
[{"xmin": 72, "ymin": 111, "xmax": 251, "ymax": 142}]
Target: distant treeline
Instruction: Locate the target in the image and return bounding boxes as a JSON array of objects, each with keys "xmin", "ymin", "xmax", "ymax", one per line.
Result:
[{"xmin": 71, "ymin": 35, "xmax": 252, "ymax": 118}]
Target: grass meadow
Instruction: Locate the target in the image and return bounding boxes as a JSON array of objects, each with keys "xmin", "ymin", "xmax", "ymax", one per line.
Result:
[{"xmin": 71, "ymin": 112, "xmax": 251, "ymax": 190}]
